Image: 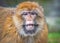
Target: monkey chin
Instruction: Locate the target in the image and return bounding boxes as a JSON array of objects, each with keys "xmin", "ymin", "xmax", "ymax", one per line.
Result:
[{"xmin": 19, "ymin": 25, "xmax": 42, "ymax": 37}]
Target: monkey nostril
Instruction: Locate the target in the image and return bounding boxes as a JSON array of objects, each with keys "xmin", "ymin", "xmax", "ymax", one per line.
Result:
[
  {"xmin": 27, "ymin": 19, "xmax": 32, "ymax": 21},
  {"xmin": 27, "ymin": 18, "xmax": 32, "ymax": 21}
]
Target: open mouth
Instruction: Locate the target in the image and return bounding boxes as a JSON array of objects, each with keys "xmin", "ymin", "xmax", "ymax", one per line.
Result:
[
  {"xmin": 23, "ymin": 24, "xmax": 39, "ymax": 34},
  {"xmin": 23, "ymin": 24, "xmax": 38, "ymax": 26}
]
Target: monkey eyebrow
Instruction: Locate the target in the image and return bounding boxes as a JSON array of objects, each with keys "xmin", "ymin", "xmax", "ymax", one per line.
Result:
[
  {"xmin": 20, "ymin": 10, "xmax": 30, "ymax": 14},
  {"xmin": 20, "ymin": 11, "xmax": 38, "ymax": 16},
  {"xmin": 20, "ymin": 10, "xmax": 39, "ymax": 14}
]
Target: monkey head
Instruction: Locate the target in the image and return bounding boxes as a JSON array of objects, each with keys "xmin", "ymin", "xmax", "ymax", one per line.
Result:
[{"xmin": 12, "ymin": 2, "xmax": 45, "ymax": 37}]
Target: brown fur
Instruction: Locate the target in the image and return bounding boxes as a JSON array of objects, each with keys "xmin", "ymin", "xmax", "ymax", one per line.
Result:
[{"xmin": 0, "ymin": 2, "xmax": 48, "ymax": 43}]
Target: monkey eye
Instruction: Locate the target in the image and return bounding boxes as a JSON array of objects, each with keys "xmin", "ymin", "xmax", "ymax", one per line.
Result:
[
  {"xmin": 22, "ymin": 12, "xmax": 28, "ymax": 15},
  {"xmin": 31, "ymin": 12, "xmax": 37, "ymax": 15},
  {"xmin": 21, "ymin": 12, "xmax": 38, "ymax": 16}
]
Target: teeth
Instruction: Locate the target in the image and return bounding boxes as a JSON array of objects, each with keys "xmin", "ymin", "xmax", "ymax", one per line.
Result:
[{"xmin": 25, "ymin": 25, "xmax": 34, "ymax": 30}]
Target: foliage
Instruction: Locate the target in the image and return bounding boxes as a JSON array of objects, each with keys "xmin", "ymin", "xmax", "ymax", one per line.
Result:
[{"xmin": 48, "ymin": 32, "xmax": 60, "ymax": 43}]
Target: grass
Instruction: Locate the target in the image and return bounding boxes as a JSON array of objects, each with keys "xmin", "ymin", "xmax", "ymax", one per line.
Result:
[{"xmin": 48, "ymin": 32, "xmax": 60, "ymax": 43}]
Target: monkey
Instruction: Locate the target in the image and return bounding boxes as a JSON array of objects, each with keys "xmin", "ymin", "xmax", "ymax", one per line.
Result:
[{"xmin": 0, "ymin": 1, "xmax": 48, "ymax": 43}]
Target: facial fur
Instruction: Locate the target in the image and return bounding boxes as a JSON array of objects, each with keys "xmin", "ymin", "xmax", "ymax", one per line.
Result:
[
  {"xmin": 1, "ymin": 1, "xmax": 48, "ymax": 43},
  {"xmin": 12, "ymin": 2, "xmax": 45, "ymax": 37}
]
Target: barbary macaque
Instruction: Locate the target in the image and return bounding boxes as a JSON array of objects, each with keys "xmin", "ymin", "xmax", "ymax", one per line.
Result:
[{"xmin": 1, "ymin": 1, "xmax": 48, "ymax": 43}]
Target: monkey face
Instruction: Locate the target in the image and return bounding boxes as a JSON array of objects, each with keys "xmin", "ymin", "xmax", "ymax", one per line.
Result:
[
  {"xmin": 21, "ymin": 10, "xmax": 39, "ymax": 34},
  {"xmin": 13, "ymin": 10, "xmax": 44, "ymax": 37},
  {"xmin": 13, "ymin": 2, "xmax": 44, "ymax": 37}
]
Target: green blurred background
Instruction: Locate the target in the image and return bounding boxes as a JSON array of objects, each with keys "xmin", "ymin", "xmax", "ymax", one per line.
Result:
[{"xmin": 0, "ymin": 0, "xmax": 60, "ymax": 43}]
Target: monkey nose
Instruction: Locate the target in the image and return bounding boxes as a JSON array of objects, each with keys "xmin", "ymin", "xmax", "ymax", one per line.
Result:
[
  {"xmin": 27, "ymin": 17, "xmax": 32, "ymax": 21},
  {"xmin": 27, "ymin": 18, "xmax": 32, "ymax": 21},
  {"xmin": 26, "ymin": 14, "xmax": 33, "ymax": 21}
]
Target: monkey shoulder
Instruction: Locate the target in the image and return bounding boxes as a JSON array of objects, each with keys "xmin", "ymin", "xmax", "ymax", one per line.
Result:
[{"xmin": 0, "ymin": 16, "xmax": 19, "ymax": 43}]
